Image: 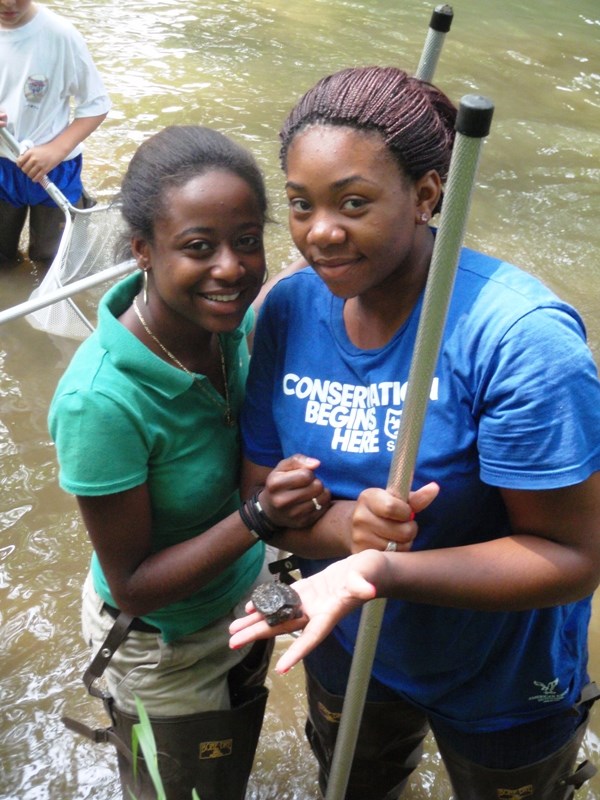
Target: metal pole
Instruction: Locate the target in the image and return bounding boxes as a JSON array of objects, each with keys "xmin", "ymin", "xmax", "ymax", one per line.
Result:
[
  {"xmin": 0, "ymin": 261, "xmax": 137, "ymax": 326},
  {"xmin": 322, "ymin": 9, "xmax": 454, "ymax": 794},
  {"xmin": 0, "ymin": 125, "xmax": 71, "ymax": 213},
  {"xmin": 416, "ymin": 4, "xmax": 454, "ymax": 83},
  {"xmin": 324, "ymin": 95, "xmax": 494, "ymax": 800}
]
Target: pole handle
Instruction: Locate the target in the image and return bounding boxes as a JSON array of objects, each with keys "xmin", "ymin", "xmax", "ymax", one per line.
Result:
[
  {"xmin": 0, "ymin": 124, "xmax": 24, "ymax": 158},
  {"xmin": 0, "ymin": 125, "xmax": 71, "ymax": 213},
  {"xmin": 429, "ymin": 4, "xmax": 453, "ymax": 33},
  {"xmin": 456, "ymin": 94, "xmax": 494, "ymax": 138},
  {"xmin": 0, "ymin": 261, "xmax": 136, "ymax": 326},
  {"xmin": 415, "ymin": 4, "xmax": 454, "ymax": 83}
]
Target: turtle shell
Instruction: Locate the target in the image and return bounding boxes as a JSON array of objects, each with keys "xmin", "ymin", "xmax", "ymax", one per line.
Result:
[{"xmin": 251, "ymin": 581, "xmax": 302, "ymax": 626}]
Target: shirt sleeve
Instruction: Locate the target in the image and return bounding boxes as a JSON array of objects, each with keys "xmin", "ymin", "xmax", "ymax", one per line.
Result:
[
  {"xmin": 478, "ymin": 306, "xmax": 600, "ymax": 488},
  {"xmin": 68, "ymin": 25, "xmax": 111, "ymax": 118},
  {"xmin": 241, "ymin": 294, "xmax": 285, "ymax": 467},
  {"xmin": 50, "ymin": 388, "xmax": 148, "ymax": 496}
]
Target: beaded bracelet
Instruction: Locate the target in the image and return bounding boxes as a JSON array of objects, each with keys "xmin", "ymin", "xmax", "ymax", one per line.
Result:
[{"xmin": 239, "ymin": 490, "xmax": 283, "ymax": 543}]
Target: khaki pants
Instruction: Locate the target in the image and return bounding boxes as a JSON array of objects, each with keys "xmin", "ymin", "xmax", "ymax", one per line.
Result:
[{"xmin": 81, "ymin": 558, "xmax": 273, "ymax": 717}]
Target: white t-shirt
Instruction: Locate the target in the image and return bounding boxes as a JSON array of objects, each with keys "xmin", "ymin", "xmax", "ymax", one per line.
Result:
[{"xmin": 0, "ymin": 4, "xmax": 111, "ymax": 161}]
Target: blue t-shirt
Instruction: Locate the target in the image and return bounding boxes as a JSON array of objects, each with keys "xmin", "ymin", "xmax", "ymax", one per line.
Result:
[{"xmin": 241, "ymin": 247, "xmax": 600, "ymax": 731}]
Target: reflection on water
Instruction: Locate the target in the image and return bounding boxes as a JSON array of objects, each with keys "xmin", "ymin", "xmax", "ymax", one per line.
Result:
[{"xmin": 1, "ymin": 0, "xmax": 599, "ymax": 797}]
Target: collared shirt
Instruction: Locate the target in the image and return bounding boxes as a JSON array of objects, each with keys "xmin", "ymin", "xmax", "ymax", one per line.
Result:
[{"xmin": 49, "ymin": 273, "xmax": 263, "ymax": 642}]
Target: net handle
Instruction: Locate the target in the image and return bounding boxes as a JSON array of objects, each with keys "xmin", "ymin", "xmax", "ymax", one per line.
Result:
[
  {"xmin": 0, "ymin": 261, "xmax": 137, "ymax": 326},
  {"xmin": 0, "ymin": 125, "xmax": 72, "ymax": 213}
]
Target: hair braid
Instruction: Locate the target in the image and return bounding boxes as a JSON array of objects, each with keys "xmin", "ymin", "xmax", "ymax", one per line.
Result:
[{"xmin": 280, "ymin": 66, "xmax": 457, "ymax": 192}]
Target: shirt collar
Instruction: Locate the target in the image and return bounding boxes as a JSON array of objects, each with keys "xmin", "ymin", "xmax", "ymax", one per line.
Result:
[{"xmin": 98, "ymin": 273, "xmax": 196, "ymax": 400}]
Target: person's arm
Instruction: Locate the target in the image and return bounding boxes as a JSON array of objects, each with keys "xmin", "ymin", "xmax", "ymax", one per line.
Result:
[
  {"xmin": 241, "ymin": 457, "xmax": 347, "ymax": 557},
  {"xmin": 230, "ymin": 472, "xmax": 600, "ymax": 673},
  {"xmin": 351, "ymin": 472, "xmax": 600, "ymax": 608},
  {"xmin": 16, "ymin": 113, "xmax": 107, "ymax": 183},
  {"xmin": 241, "ymin": 456, "xmax": 439, "ymax": 559},
  {"xmin": 78, "ymin": 453, "xmax": 326, "ymax": 617}
]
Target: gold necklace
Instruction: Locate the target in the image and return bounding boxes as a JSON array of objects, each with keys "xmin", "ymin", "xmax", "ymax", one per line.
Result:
[{"xmin": 132, "ymin": 296, "xmax": 234, "ymax": 427}]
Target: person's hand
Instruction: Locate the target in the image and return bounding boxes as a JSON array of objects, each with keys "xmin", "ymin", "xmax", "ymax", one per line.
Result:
[
  {"xmin": 351, "ymin": 482, "xmax": 439, "ymax": 553},
  {"xmin": 257, "ymin": 453, "xmax": 331, "ymax": 529},
  {"xmin": 16, "ymin": 143, "xmax": 63, "ymax": 182},
  {"xmin": 229, "ymin": 550, "xmax": 383, "ymax": 673}
]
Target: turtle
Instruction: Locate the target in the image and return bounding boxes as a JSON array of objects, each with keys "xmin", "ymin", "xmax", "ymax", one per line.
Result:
[{"xmin": 251, "ymin": 581, "xmax": 303, "ymax": 627}]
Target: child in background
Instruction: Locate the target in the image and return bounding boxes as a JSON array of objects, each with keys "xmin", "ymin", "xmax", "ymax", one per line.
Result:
[{"xmin": 0, "ymin": 0, "xmax": 110, "ymax": 265}]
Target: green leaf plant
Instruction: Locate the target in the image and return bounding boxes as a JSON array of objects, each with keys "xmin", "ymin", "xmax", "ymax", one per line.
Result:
[{"xmin": 129, "ymin": 695, "xmax": 201, "ymax": 800}]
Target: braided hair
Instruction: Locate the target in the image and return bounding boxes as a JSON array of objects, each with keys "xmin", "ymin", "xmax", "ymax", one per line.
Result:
[{"xmin": 279, "ymin": 66, "xmax": 457, "ymax": 210}]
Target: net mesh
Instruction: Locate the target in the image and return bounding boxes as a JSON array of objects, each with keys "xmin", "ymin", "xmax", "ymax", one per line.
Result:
[{"xmin": 26, "ymin": 201, "xmax": 134, "ymax": 340}]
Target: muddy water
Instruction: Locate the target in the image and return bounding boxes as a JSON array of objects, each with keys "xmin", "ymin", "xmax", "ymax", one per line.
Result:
[{"xmin": 1, "ymin": 1, "xmax": 599, "ymax": 797}]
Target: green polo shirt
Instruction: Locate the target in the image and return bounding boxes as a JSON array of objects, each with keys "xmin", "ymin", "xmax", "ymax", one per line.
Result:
[{"xmin": 48, "ymin": 273, "xmax": 263, "ymax": 642}]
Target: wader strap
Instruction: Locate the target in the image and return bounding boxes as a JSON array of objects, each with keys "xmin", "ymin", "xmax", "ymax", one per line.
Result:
[
  {"xmin": 268, "ymin": 554, "xmax": 300, "ymax": 584},
  {"xmin": 61, "ymin": 714, "xmax": 134, "ymax": 761},
  {"xmin": 574, "ymin": 681, "xmax": 600, "ymax": 711},
  {"xmin": 83, "ymin": 611, "xmax": 135, "ymax": 698},
  {"xmin": 62, "ymin": 611, "xmax": 136, "ymax": 761},
  {"xmin": 563, "ymin": 759, "xmax": 597, "ymax": 790},
  {"xmin": 563, "ymin": 685, "xmax": 600, "ymax": 795}
]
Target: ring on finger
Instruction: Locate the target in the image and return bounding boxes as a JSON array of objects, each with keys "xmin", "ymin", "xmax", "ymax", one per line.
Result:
[
  {"xmin": 385, "ymin": 540, "xmax": 397, "ymax": 552},
  {"xmin": 312, "ymin": 497, "xmax": 322, "ymax": 511}
]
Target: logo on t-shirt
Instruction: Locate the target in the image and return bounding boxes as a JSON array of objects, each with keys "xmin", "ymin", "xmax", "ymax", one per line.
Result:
[
  {"xmin": 283, "ymin": 374, "xmax": 439, "ymax": 453},
  {"xmin": 528, "ymin": 677, "xmax": 567, "ymax": 704},
  {"xmin": 24, "ymin": 74, "xmax": 48, "ymax": 103},
  {"xmin": 384, "ymin": 408, "xmax": 403, "ymax": 441}
]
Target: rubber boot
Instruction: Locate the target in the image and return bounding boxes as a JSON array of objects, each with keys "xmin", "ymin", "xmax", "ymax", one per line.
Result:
[
  {"xmin": 112, "ymin": 684, "xmax": 268, "ymax": 800},
  {"xmin": 28, "ymin": 203, "xmax": 65, "ymax": 263},
  {"xmin": 0, "ymin": 200, "xmax": 27, "ymax": 262},
  {"xmin": 436, "ymin": 716, "xmax": 596, "ymax": 800},
  {"xmin": 305, "ymin": 668, "xmax": 429, "ymax": 800}
]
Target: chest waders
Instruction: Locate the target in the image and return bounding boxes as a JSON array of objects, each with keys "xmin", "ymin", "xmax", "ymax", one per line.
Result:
[
  {"xmin": 62, "ymin": 610, "xmax": 270, "ymax": 800},
  {"xmin": 304, "ymin": 662, "xmax": 599, "ymax": 800},
  {"xmin": 436, "ymin": 694, "xmax": 598, "ymax": 800},
  {"xmin": 304, "ymin": 668, "xmax": 430, "ymax": 800}
]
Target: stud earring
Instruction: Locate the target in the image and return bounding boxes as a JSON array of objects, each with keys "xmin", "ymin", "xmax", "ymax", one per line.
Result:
[{"xmin": 419, "ymin": 212, "xmax": 429, "ymax": 224}]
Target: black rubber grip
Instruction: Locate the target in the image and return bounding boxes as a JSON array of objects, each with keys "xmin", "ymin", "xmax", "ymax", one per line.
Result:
[
  {"xmin": 455, "ymin": 95, "xmax": 495, "ymax": 138},
  {"xmin": 430, "ymin": 5, "xmax": 453, "ymax": 33}
]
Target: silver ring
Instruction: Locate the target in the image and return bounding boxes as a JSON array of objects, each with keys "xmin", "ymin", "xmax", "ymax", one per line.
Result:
[
  {"xmin": 385, "ymin": 541, "xmax": 397, "ymax": 552},
  {"xmin": 312, "ymin": 497, "xmax": 322, "ymax": 511}
]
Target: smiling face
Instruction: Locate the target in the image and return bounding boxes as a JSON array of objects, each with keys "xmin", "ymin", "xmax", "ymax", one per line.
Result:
[
  {"xmin": 285, "ymin": 124, "xmax": 438, "ymax": 302},
  {"xmin": 135, "ymin": 168, "xmax": 266, "ymax": 336}
]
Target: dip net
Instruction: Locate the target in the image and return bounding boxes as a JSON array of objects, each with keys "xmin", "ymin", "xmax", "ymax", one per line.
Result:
[{"xmin": 25, "ymin": 201, "xmax": 135, "ymax": 340}]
